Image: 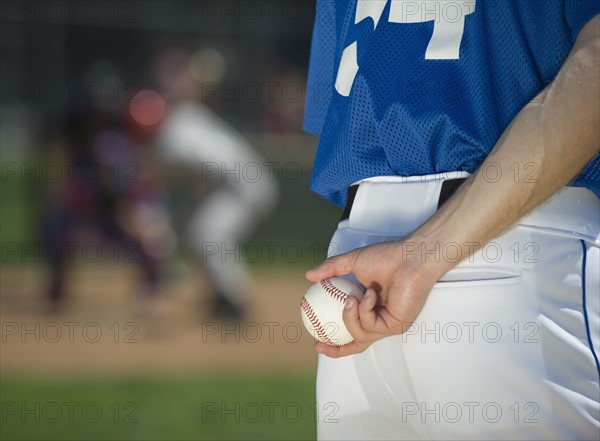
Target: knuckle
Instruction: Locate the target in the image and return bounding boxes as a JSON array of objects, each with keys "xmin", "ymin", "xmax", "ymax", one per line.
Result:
[
  {"xmin": 385, "ymin": 313, "xmax": 410, "ymax": 334},
  {"xmin": 392, "ymin": 319, "xmax": 413, "ymax": 334},
  {"xmin": 345, "ymin": 250, "xmax": 359, "ymax": 273}
]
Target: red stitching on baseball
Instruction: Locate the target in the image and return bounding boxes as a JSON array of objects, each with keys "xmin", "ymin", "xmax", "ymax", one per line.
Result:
[
  {"xmin": 301, "ymin": 297, "xmax": 337, "ymax": 346},
  {"xmin": 320, "ymin": 278, "xmax": 349, "ymax": 303}
]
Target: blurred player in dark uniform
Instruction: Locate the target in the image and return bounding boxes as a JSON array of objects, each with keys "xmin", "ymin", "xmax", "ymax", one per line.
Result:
[{"xmin": 42, "ymin": 63, "xmax": 174, "ymax": 313}]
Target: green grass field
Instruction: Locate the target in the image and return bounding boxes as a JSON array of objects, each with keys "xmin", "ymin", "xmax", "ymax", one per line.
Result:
[{"xmin": 1, "ymin": 372, "xmax": 317, "ymax": 441}]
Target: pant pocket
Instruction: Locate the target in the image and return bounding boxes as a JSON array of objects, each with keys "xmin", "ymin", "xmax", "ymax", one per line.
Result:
[{"xmin": 435, "ymin": 266, "xmax": 522, "ymax": 288}]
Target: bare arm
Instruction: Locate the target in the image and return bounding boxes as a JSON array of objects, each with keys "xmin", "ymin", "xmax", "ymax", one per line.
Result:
[
  {"xmin": 307, "ymin": 15, "xmax": 600, "ymax": 357},
  {"xmin": 415, "ymin": 14, "xmax": 600, "ymax": 273}
]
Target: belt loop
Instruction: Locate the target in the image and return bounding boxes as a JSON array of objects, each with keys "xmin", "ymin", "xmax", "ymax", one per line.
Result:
[
  {"xmin": 340, "ymin": 184, "xmax": 359, "ymax": 222},
  {"xmin": 437, "ymin": 178, "xmax": 467, "ymax": 209}
]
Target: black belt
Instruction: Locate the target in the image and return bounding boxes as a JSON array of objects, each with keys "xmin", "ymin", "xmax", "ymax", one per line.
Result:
[{"xmin": 341, "ymin": 177, "xmax": 467, "ymax": 222}]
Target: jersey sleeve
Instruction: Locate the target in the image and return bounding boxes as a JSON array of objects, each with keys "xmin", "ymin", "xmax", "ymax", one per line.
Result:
[
  {"xmin": 303, "ymin": 0, "xmax": 337, "ymax": 135},
  {"xmin": 564, "ymin": 0, "xmax": 600, "ymax": 43}
]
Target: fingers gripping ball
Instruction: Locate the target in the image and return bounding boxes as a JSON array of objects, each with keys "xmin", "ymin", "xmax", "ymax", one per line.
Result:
[{"xmin": 300, "ymin": 277, "xmax": 364, "ymax": 346}]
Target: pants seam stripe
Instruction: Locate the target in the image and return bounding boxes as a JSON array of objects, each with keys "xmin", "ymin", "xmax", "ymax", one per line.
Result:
[{"xmin": 580, "ymin": 239, "xmax": 600, "ymax": 380}]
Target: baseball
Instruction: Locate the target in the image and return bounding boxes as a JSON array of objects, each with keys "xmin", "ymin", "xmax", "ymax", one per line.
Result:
[{"xmin": 300, "ymin": 277, "xmax": 364, "ymax": 346}]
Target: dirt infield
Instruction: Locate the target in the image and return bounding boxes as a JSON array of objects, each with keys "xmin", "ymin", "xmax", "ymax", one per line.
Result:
[{"xmin": 0, "ymin": 263, "xmax": 318, "ymax": 375}]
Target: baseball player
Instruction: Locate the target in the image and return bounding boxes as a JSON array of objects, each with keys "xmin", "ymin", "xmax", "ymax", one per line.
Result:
[
  {"xmin": 303, "ymin": 1, "xmax": 599, "ymax": 440},
  {"xmin": 42, "ymin": 97, "xmax": 170, "ymax": 312},
  {"xmin": 154, "ymin": 45, "xmax": 279, "ymax": 319}
]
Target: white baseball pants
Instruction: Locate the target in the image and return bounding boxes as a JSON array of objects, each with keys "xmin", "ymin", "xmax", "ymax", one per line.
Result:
[{"xmin": 317, "ymin": 173, "xmax": 600, "ymax": 441}]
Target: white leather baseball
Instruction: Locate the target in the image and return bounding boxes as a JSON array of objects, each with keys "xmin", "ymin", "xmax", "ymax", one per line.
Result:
[{"xmin": 300, "ymin": 277, "xmax": 364, "ymax": 346}]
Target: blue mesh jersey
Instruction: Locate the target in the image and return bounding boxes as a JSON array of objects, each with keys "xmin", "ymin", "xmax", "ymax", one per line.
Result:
[{"xmin": 304, "ymin": 0, "xmax": 600, "ymax": 207}]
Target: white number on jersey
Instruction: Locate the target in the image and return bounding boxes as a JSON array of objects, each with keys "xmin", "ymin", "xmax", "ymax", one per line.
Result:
[{"xmin": 335, "ymin": 0, "xmax": 477, "ymax": 96}]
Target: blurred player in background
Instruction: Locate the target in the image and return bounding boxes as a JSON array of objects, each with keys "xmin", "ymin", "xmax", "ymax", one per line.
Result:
[
  {"xmin": 42, "ymin": 61, "xmax": 175, "ymax": 314},
  {"xmin": 153, "ymin": 43, "xmax": 279, "ymax": 320}
]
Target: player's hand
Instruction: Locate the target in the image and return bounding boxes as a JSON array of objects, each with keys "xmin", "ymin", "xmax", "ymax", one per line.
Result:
[{"xmin": 305, "ymin": 240, "xmax": 441, "ymax": 358}]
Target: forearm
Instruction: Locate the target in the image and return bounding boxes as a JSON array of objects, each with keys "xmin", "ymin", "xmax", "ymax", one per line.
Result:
[{"xmin": 409, "ymin": 16, "xmax": 600, "ymax": 278}]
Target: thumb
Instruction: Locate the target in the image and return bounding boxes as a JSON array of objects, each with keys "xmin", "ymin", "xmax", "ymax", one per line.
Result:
[{"xmin": 306, "ymin": 251, "xmax": 356, "ymax": 282}]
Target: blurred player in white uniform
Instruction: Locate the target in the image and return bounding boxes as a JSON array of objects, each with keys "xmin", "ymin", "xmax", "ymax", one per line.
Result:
[{"xmin": 156, "ymin": 45, "xmax": 278, "ymax": 319}]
